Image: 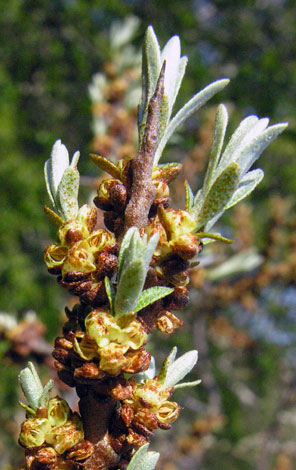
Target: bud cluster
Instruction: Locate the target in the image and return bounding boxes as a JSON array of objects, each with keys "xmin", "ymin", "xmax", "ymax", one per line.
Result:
[
  {"xmin": 113, "ymin": 377, "xmax": 180, "ymax": 447},
  {"xmin": 44, "ymin": 205, "xmax": 118, "ymax": 306},
  {"xmin": 19, "ymin": 397, "xmax": 93, "ymax": 470}
]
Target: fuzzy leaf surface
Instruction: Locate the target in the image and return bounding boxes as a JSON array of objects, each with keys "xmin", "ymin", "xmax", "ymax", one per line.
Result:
[
  {"xmin": 163, "ymin": 350, "xmax": 198, "ymax": 388},
  {"xmin": 134, "ymin": 286, "xmax": 173, "ymax": 313},
  {"xmin": 154, "ymin": 78, "xmax": 229, "ymax": 164},
  {"xmin": 127, "ymin": 444, "xmax": 160, "ymax": 470}
]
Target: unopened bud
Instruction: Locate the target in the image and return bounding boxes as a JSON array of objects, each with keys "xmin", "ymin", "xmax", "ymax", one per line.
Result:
[
  {"xmin": 48, "ymin": 397, "xmax": 70, "ymax": 427},
  {"xmin": 45, "ymin": 419, "xmax": 84, "ymax": 454},
  {"xmin": 66, "ymin": 440, "xmax": 94, "ymax": 461}
]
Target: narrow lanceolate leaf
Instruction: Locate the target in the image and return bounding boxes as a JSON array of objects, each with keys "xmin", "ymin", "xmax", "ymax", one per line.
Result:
[
  {"xmin": 195, "ymin": 162, "xmax": 240, "ymax": 231},
  {"xmin": 143, "ymin": 233, "xmax": 159, "ymax": 273},
  {"xmin": 39, "ymin": 380, "xmax": 54, "ymax": 407},
  {"xmin": 158, "ymin": 346, "xmax": 178, "ymax": 384},
  {"xmin": 44, "ymin": 206, "xmax": 63, "ymax": 226},
  {"xmin": 163, "ymin": 350, "xmax": 198, "ymax": 388},
  {"xmin": 225, "ymin": 168, "xmax": 264, "ymax": 210},
  {"xmin": 127, "ymin": 444, "xmax": 160, "ymax": 470},
  {"xmin": 154, "ymin": 78, "xmax": 230, "ymax": 164},
  {"xmin": 158, "ymin": 93, "xmax": 170, "ymax": 143},
  {"xmin": 217, "ymin": 115, "xmax": 260, "ymax": 172},
  {"xmin": 115, "ymin": 259, "xmax": 145, "ymax": 316},
  {"xmin": 235, "ymin": 123, "xmax": 288, "ymax": 176},
  {"xmin": 44, "ymin": 160, "xmax": 55, "ymax": 206},
  {"xmin": 196, "ymin": 232, "xmax": 232, "ymax": 244},
  {"xmin": 174, "ymin": 379, "xmax": 202, "ymax": 390},
  {"xmin": 104, "ymin": 277, "xmax": 115, "ymax": 315},
  {"xmin": 49, "ymin": 140, "xmax": 69, "ymax": 198},
  {"xmin": 117, "ymin": 227, "xmax": 138, "ymax": 281},
  {"xmin": 18, "ymin": 363, "xmax": 43, "ymax": 411},
  {"xmin": 203, "ymin": 104, "xmax": 228, "ymax": 193},
  {"xmin": 140, "ymin": 26, "xmax": 161, "ymax": 124},
  {"xmin": 134, "ymin": 286, "xmax": 173, "ymax": 313},
  {"xmin": 161, "ymin": 35, "xmax": 181, "ymax": 114},
  {"xmin": 89, "ymin": 154, "xmax": 121, "ymax": 179},
  {"xmin": 185, "ymin": 180, "xmax": 194, "ymax": 211},
  {"xmin": 57, "ymin": 166, "xmax": 80, "ymax": 220},
  {"xmin": 171, "ymin": 56, "xmax": 188, "ymax": 114}
]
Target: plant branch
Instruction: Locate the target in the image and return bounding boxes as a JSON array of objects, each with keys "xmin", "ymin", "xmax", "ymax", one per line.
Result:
[{"xmin": 124, "ymin": 62, "xmax": 165, "ymax": 232}]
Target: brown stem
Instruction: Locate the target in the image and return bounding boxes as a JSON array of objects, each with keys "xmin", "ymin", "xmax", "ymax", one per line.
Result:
[
  {"xmin": 79, "ymin": 389, "xmax": 120, "ymax": 470},
  {"xmin": 124, "ymin": 62, "xmax": 165, "ymax": 232}
]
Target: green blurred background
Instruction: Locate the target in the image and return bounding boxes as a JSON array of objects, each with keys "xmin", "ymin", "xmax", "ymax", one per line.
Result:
[{"xmin": 1, "ymin": 1, "xmax": 296, "ymax": 469}]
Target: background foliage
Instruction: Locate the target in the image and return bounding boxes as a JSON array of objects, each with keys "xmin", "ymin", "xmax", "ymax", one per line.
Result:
[{"xmin": 1, "ymin": 1, "xmax": 296, "ymax": 469}]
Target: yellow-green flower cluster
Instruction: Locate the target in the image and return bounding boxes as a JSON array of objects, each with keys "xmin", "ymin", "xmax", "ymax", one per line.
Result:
[
  {"xmin": 124, "ymin": 378, "xmax": 179, "ymax": 427},
  {"xmin": 73, "ymin": 309, "xmax": 148, "ymax": 375},
  {"xmin": 146, "ymin": 207, "xmax": 200, "ymax": 263},
  {"xmin": 44, "ymin": 204, "xmax": 116, "ymax": 276},
  {"xmin": 19, "ymin": 397, "xmax": 84, "ymax": 455}
]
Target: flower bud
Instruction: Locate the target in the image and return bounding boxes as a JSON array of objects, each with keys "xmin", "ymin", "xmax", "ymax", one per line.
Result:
[
  {"xmin": 95, "ymin": 179, "xmax": 126, "ymax": 211},
  {"xmin": 170, "ymin": 233, "xmax": 200, "ymax": 260},
  {"xmin": 58, "ymin": 221, "xmax": 89, "ymax": 247},
  {"xmin": 87, "ymin": 229, "xmax": 116, "ymax": 253},
  {"xmin": 44, "ymin": 245, "xmax": 68, "ymax": 271},
  {"xmin": 62, "ymin": 241, "xmax": 96, "ymax": 275},
  {"xmin": 19, "ymin": 418, "xmax": 51, "ymax": 448},
  {"xmin": 99, "ymin": 343, "xmax": 129, "ymax": 375},
  {"xmin": 152, "ymin": 163, "xmax": 182, "ymax": 184},
  {"xmin": 65, "ymin": 440, "xmax": 94, "ymax": 461},
  {"xmin": 48, "ymin": 397, "xmax": 70, "ymax": 427},
  {"xmin": 158, "ymin": 207, "xmax": 196, "ymax": 240},
  {"xmin": 35, "ymin": 446, "xmax": 57, "ymax": 466},
  {"xmin": 76, "ymin": 204, "xmax": 97, "ymax": 232},
  {"xmin": 156, "ymin": 311, "xmax": 183, "ymax": 334},
  {"xmin": 45, "ymin": 419, "xmax": 84, "ymax": 454},
  {"xmin": 157, "ymin": 401, "xmax": 179, "ymax": 424}
]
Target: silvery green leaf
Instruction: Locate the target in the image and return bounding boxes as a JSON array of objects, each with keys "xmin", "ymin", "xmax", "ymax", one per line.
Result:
[
  {"xmin": 217, "ymin": 115, "xmax": 260, "ymax": 172},
  {"xmin": 140, "ymin": 26, "xmax": 161, "ymax": 122},
  {"xmin": 56, "ymin": 166, "xmax": 80, "ymax": 220},
  {"xmin": 174, "ymin": 379, "xmax": 202, "ymax": 390},
  {"xmin": 110, "ymin": 16, "xmax": 140, "ymax": 49},
  {"xmin": 203, "ymin": 104, "xmax": 228, "ymax": 193},
  {"xmin": 115, "ymin": 259, "xmax": 145, "ymax": 316},
  {"xmin": 44, "ymin": 160, "xmax": 55, "ymax": 206},
  {"xmin": 134, "ymin": 357, "xmax": 156, "ymax": 382},
  {"xmin": 218, "ymin": 116, "xmax": 271, "ymax": 176},
  {"xmin": 18, "ymin": 362, "xmax": 43, "ymax": 411},
  {"xmin": 161, "ymin": 35, "xmax": 181, "ymax": 115},
  {"xmin": 39, "ymin": 379, "xmax": 54, "ymax": 407},
  {"xmin": 143, "ymin": 233, "xmax": 159, "ymax": 273},
  {"xmin": 171, "ymin": 56, "xmax": 188, "ymax": 113},
  {"xmin": 236, "ymin": 123, "xmax": 288, "ymax": 176},
  {"xmin": 225, "ymin": 168, "xmax": 264, "ymax": 210},
  {"xmin": 185, "ymin": 180, "xmax": 194, "ymax": 211},
  {"xmin": 207, "ymin": 248, "xmax": 263, "ymax": 281},
  {"xmin": 134, "ymin": 286, "xmax": 173, "ymax": 313},
  {"xmin": 127, "ymin": 444, "xmax": 160, "ymax": 470},
  {"xmin": 49, "ymin": 140, "xmax": 70, "ymax": 198},
  {"xmin": 195, "ymin": 162, "xmax": 240, "ymax": 230},
  {"xmin": 104, "ymin": 276, "xmax": 115, "ymax": 315},
  {"xmin": 117, "ymin": 227, "xmax": 138, "ymax": 281},
  {"xmin": 158, "ymin": 93, "xmax": 170, "ymax": 142},
  {"xmin": 163, "ymin": 350, "xmax": 198, "ymax": 388},
  {"xmin": 158, "ymin": 346, "xmax": 177, "ymax": 384},
  {"xmin": 154, "ymin": 78, "xmax": 230, "ymax": 165}
]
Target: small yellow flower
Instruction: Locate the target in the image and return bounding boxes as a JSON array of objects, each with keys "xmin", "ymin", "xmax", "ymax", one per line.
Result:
[
  {"xmin": 19, "ymin": 418, "xmax": 51, "ymax": 448},
  {"xmin": 47, "ymin": 397, "xmax": 70, "ymax": 427}
]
